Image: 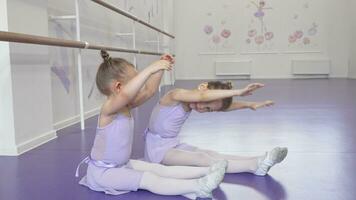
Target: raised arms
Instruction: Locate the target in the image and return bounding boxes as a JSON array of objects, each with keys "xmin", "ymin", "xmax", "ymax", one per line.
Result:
[
  {"xmin": 162, "ymin": 83, "xmax": 264, "ymax": 105},
  {"xmin": 104, "ymin": 60, "xmax": 172, "ymax": 115},
  {"xmin": 129, "ymin": 55, "xmax": 174, "ymax": 108}
]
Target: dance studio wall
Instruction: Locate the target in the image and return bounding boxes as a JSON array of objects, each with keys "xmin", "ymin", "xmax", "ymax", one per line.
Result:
[
  {"xmin": 0, "ymin": 0, "xmax": 17, "ymax": 155},
  {"xmin": 3, "ymin": 0, "xmax": 56, "ymax": 156},
  {"xmin": 349, "ymin": 1, "xmax": 356, "ymax": 79},
  {"xmin": 1, "ymin": 0, "xmax": 173, "ymax": 155},
  {"xmin": 173, "ymin": 0, "xmax": 351, "ymax": 79}
]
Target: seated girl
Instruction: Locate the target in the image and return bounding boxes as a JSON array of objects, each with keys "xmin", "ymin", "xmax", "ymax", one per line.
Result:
[{"xmin": 144, "ymin": 81, "xmax": 287, "ymax": 176}]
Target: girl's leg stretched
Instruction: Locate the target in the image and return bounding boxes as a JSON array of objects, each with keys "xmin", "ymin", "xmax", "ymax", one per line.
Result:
[
  {"xmin": 139, "ymin": 170, "xmax": 225, "ymax": 199},
  {"xmin": 162, "ymin": 148, "xmax": 219, "ymax": 166},
  {"xmin": 129, "ymin": 159, "xmax": 209, "ymax": 179},
  {"xmin": 91, "ymin": 162, "xmax": 225, "ymax": 199},
  {"xmin": 196, "ymin": 147, "xmax": 288, "ymax": 175},
  {"xmin": 196, "ymin": 148, "xmax": 264, "ymax": 161},
  {"xmin": 139, "ymin": 172, "xmax": 200, "ymax": 196},
  {"xmin": 194, "ymin": 148, "xmax": 263, "ymax": 173},
  {"xmin": 162, "ymin": 147, "xmax": 288, "ymax": 175},
  {"xmin": 162, "ymin": 148, "xmax": 260, "ymax": 173}
]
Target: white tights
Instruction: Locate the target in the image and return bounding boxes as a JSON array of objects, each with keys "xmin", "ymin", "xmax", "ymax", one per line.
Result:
[
  {"xmin": 130, "ymin": 159, "xmax": 209, "ymax": 179},
  {"xmin": 129, "ymin": 159, "xmax": 210, "ymax": 199},
  {"xmin": 162, "ymin": 148, "xmax": 264, "ymax": 173}
]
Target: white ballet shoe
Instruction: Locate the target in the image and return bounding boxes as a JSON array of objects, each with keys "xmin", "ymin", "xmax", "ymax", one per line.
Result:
[
  {"xmin": 209, "ymin": 160, "xmax": 228, "ymax": 172},
  {"xmin": 196, "ymin": 168, "xmax": 226, "ymax": 198},
  {"xmin": 195, "ymin": 188, "xmax": 212, "ymax": 199},
  {"xmin": 254, "ymin": 147, "xmax": 288, "ymax": 176},
  {"xmin": 209, "ymin": 160, "xmax": 228, "ymax": 184}
]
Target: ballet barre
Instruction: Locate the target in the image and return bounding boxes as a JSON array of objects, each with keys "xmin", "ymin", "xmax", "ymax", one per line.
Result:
[
  {"xmin": 1, "ymin": 1, "xmax": 175, "ymax": 131},
  {"xmin": 91, "ymin": 0, "xmax": 175, "ymax": 39},
  {"xmin": 0, "ymin": 30, "xmax": 174, "ymax": 131},
  {"xmin": 91, "ymin": 0, "xmax": 176, "ymax": 95},
  {"xmin": 0, "ymin": 31, "xmax": 165, "ymax": 56}
]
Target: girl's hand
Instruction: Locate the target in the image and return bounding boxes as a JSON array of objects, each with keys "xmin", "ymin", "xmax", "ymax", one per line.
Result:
[
  {"xmin": 249, "ymin": 100, "xmax": 274, "ymax": 110},
  {"xmin": 147, "ymin": 60, "xmax": 172, "ymax": 74},
  {"xmin": 239, "ymin": 83, "xmax": 264, "ymax": 96},
  {"xmin": 160, "ymin": 54, "xmax": 175, "ymax": 64}
]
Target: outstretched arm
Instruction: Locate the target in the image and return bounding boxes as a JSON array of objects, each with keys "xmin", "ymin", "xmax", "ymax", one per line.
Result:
[
  {"xmin": 225, "ymin": 100, "xmax": 274, "ymax": 111},
  {"xmin": 161, "ymin": 83, "xmax": 264, "ymax": 105}
]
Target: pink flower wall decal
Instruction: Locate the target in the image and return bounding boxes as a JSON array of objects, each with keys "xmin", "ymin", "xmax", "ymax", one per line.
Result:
[
  {"xmin": 294, "ymin": 30, "xmax": 304, "ymax": 39},
  {"xmin": 303, "ymin": 37, "xmax": 311, "ymax": 45},
  {"xmin": 248, "ymin": 29, "xmax": 257, "ymax": 37},
  {"xmin": 255, "ymin": 35, "xmax": 264, "ymax": 45},
  {"xmin": 221, "ymin": 29, "xmax": 231, "ymax": 38},
  {"xmin": 212, "ymin": 34, "xmax": 221, "ymax": 44},
  {"xmin": 203, "ymin": 25, "xmax": 213, "ymax": 35},
  {"xmin": 288, "ymin": 35, "xmax": 297, "ymax": 43},
  {"xmin": 265, "ymin": 32, "xmax": 274, "ymax": 40}
]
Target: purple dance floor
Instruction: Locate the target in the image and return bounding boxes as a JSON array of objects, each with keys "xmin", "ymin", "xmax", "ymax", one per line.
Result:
[{"xmin": 1, "ymin": 79, "xmax": 356, "ymax": 200}]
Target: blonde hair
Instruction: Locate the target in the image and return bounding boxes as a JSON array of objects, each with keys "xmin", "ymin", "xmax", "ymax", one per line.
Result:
[{"xmin": 96, "ymin": 50, "xmax": 134, "ymax": 96}]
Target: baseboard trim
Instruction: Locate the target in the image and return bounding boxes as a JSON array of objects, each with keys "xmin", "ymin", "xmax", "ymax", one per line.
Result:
[
  {"xmin": 0, "ymin": 129, "xmax": 57, "ymax": 156},
  {"xmin": 53, "ymin": 107, "xmax": 100, "ymax": 130},
  {"xmin": 0, "ymin": 107, "xmax": 101, "ymax": 156},
  {"xmin": 17, "ymin": 130, "xmax": 57, "ymax": 155},
  {"xmin": 0, "ymin": 146, "xmax": 18, "ymax": 156}
]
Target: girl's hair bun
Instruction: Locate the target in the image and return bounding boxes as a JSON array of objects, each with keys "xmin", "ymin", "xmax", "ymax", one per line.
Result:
[{"xmin": 101, "ymin": 49, "xmax": 111, "ymax": 62}]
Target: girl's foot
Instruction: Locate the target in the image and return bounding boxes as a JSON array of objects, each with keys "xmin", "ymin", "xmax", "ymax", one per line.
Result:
[
  {"xmin": 196, "ymin": 166, "xmax": 226, "ymax": 198},
  {"xmin": 254, "ymin": 147, "xmax": 288, "ymax": 176}
]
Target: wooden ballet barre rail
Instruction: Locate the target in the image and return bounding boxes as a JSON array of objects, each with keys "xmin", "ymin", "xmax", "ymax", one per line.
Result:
[
  {"xmin": 0, "ymin": 31, "xmax": 164, "ymax": 56},
  {"xmin": 91, "ymin": 0, "xmax": 175, "ymax": 39}
]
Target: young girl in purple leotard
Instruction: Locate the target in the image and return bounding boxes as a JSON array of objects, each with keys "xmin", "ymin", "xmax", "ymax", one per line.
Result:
[
  {"xmin": 144, "ymin": 81, "xmax": 287, "ymax": 176},
  {"xmin": 76, "ymin": 51, "xmax": 227, "ymax": 199}
]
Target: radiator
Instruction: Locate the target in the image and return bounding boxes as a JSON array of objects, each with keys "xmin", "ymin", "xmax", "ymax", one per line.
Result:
[
  {"xmin": 291, "ymin": 59, "xmax": 330, "ymax": 75},
  {"xmin": 215, "ymin": 60, "xmax": 251, "ymax": 76}
]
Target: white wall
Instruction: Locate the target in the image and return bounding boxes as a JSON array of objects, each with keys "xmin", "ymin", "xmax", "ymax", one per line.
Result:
[
  {"xmin": 349, "ymin": 1, "xmax": 356, "ymax": 79},
  {"xmin": 1, "ymin": 0, "xmax": 174, "ymax": 155},
  {"xmin": 325, "ymin": 0, "xmax": 350, "ymax": 78},
  {"xmin": 0, "ymin": 0, "xmax": 17, "ymax": 155},
  {"xmin": 174, "ymin": 0, "xmax": 350, "ymax": 79},
  {"xmin": 162, "ymin": 0, "xmax": 175, "ymax": 84},
  {"xmin": 5, "ymin": 0, "xmax": 57, "ymax": 155}
]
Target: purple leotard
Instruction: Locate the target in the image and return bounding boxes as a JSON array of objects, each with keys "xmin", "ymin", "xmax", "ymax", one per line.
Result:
[
  {"xmin": 78, "ymin": 113, "xmax": 143, "ymax": 195},
  {"xmin": 144, "ymin": 103, "xmax": 197, "ymax": 163}
]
